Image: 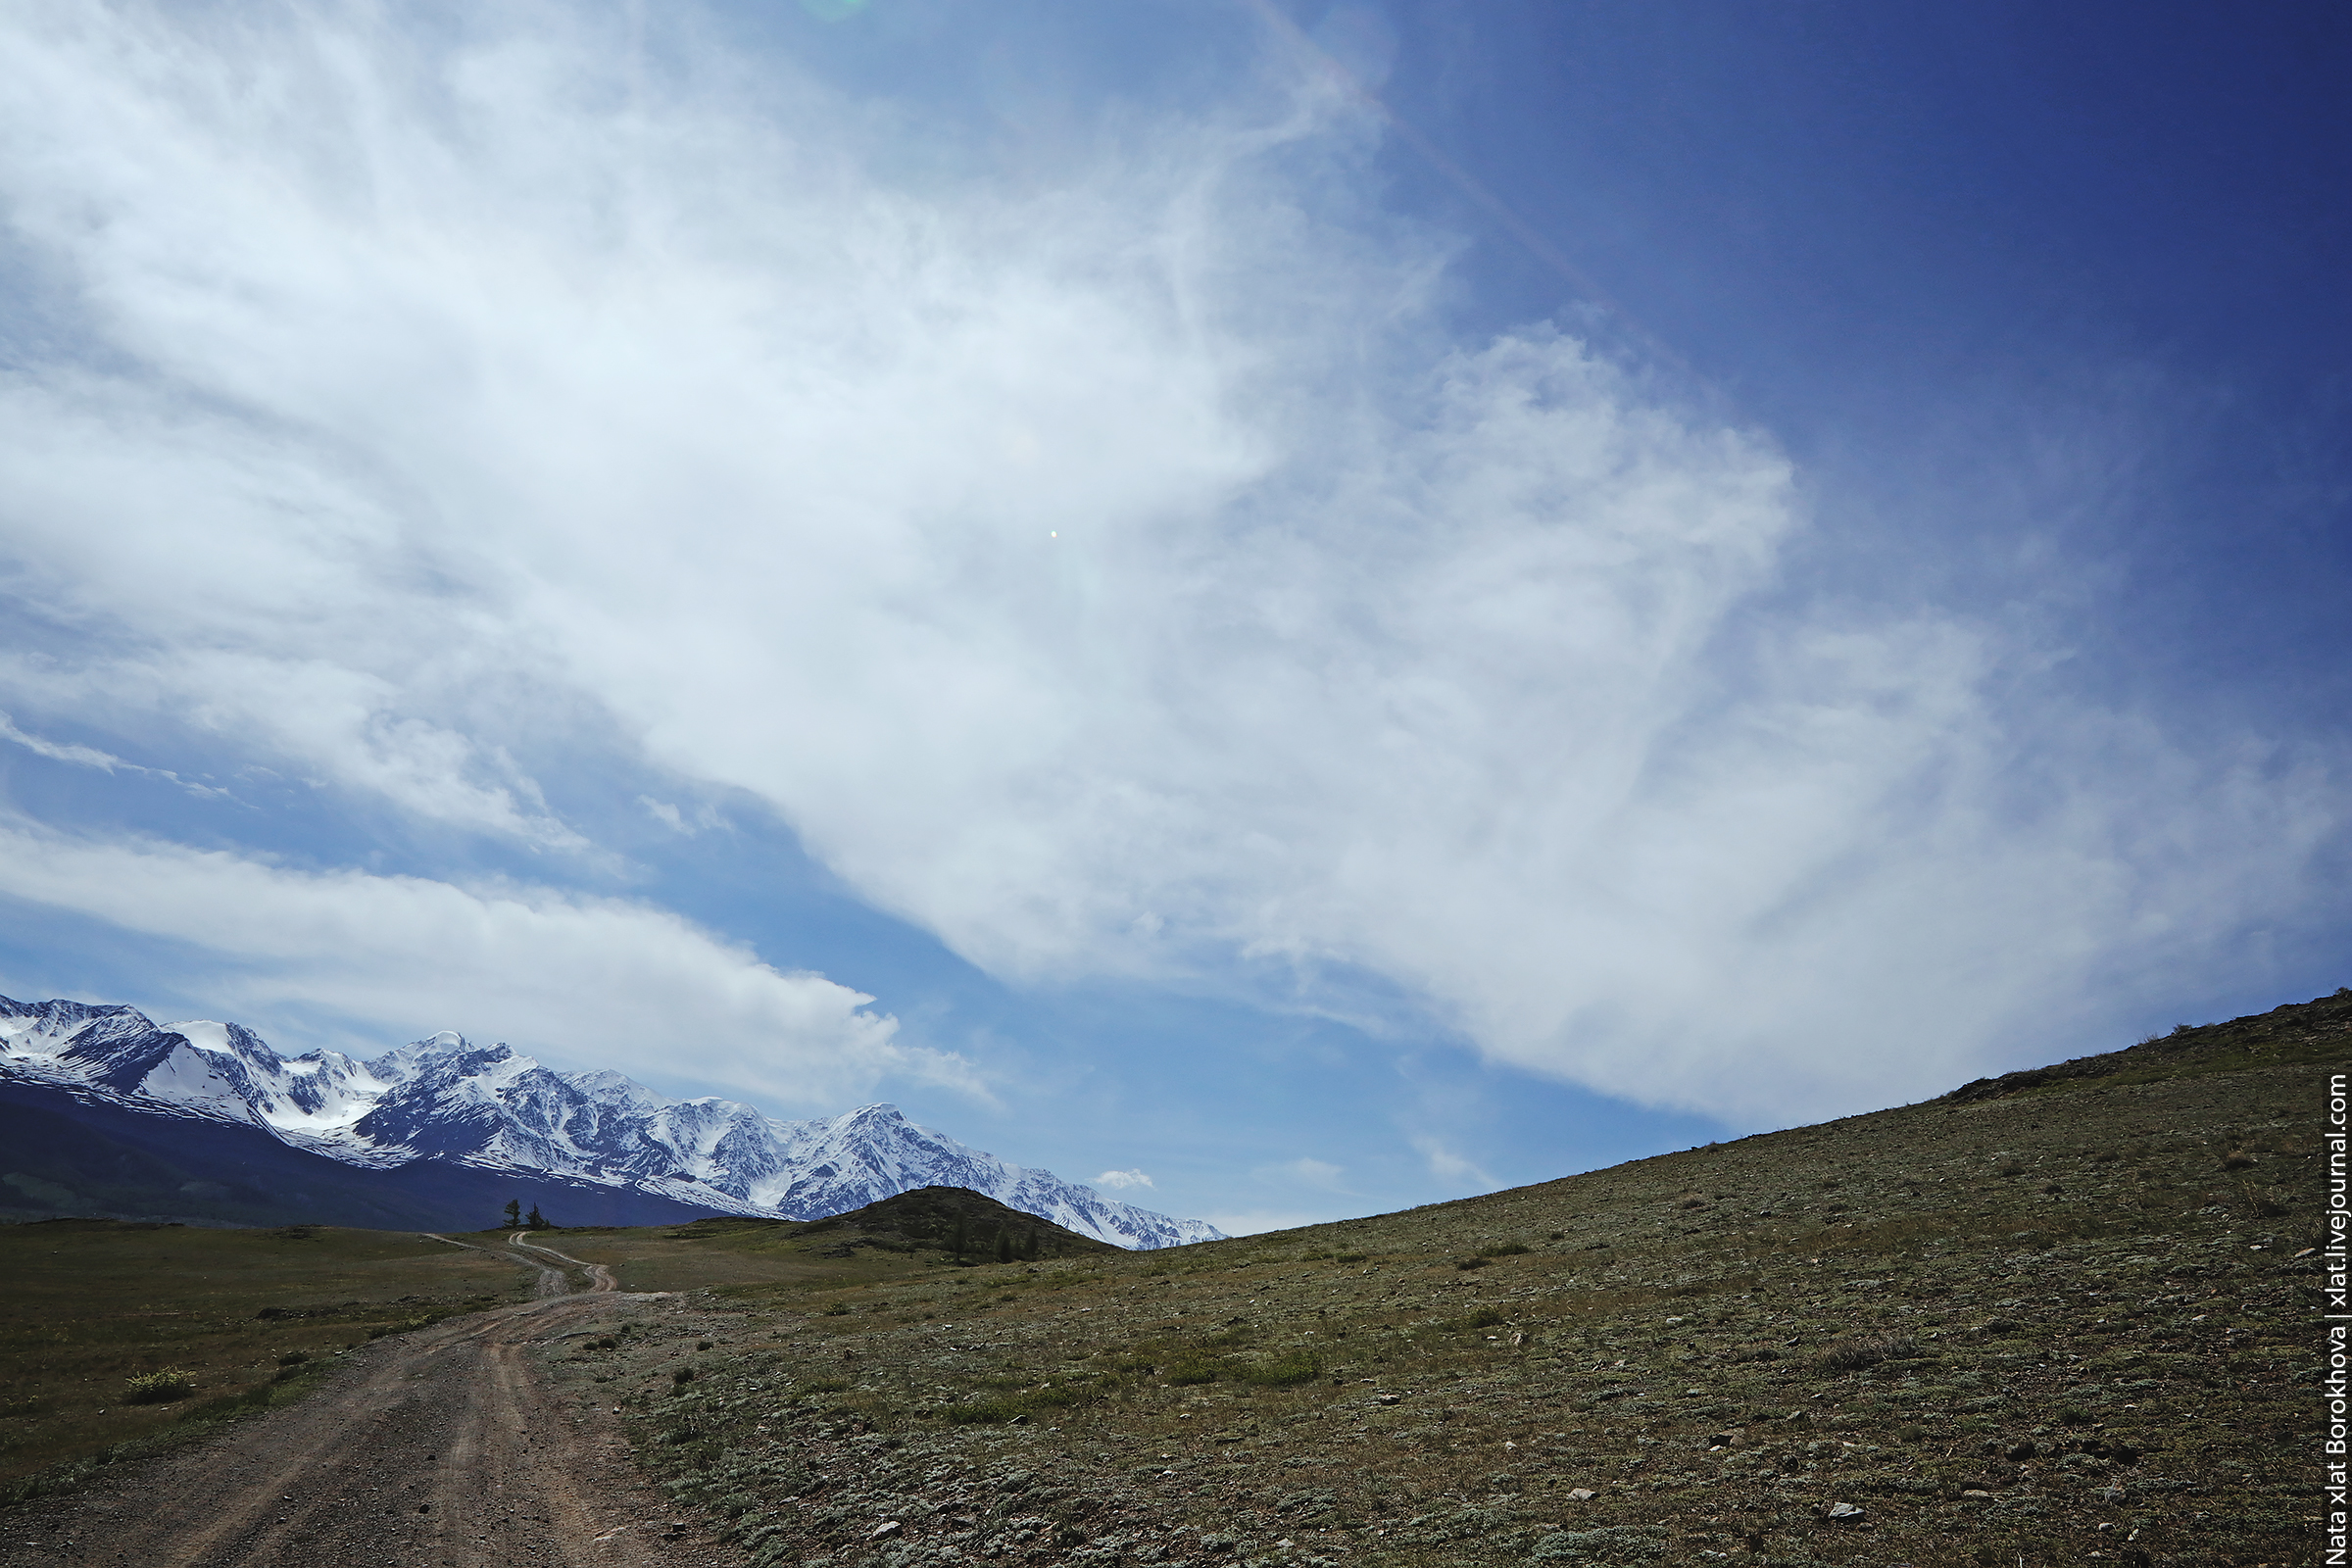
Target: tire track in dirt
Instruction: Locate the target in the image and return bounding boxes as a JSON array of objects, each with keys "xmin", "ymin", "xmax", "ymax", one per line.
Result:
[
  {"xmin": 507, "ymin": 1235, "xmax": 620, "ymax": 1294},
  {"xmin": 0, "ymin": 1249, "xmax": 739, "ymax": 1567}
]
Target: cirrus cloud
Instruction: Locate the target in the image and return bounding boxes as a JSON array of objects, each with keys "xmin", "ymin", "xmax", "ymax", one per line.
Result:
[{"xmin": 0, "ymin": 1, "xmax": 2338, "ymax": 1129}]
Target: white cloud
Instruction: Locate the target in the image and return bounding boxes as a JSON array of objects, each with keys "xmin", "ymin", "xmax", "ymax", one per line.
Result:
[
  {"xmin": 1409, "ymin": 1137, "xmax": 1495, "ymax": 1193},
  {"xmin": 0, "ymin": 2, "xmax": 2338, "ymax": 1127},
  {"xmin": 1256, "ymin": 1156, "xmax": 1350, "ymax": 1194},
  {"xmin": 0, "ymin": 817, "xmax": 969, "ymax": 1108},
  {"xmin": 1092, "ymin": 1168, "xmax": 1154, "ymax": 1191},
  {"xmin": 0, "ymin": 711, "xmax": 132, "ymax": 772}
]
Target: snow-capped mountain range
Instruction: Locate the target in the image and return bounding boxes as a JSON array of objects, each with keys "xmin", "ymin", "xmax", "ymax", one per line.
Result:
[{"xmin": 0, "ymin": 996, "xmax": 1221, "ymax": 1249}]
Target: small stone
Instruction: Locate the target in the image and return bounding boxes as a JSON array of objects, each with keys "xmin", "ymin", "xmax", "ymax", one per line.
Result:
[
  {"xmin": 1567, "ymin": 1488, "xmax": 1597, "ymax": 1501},
  {"xmin": 868, "ymin": 1520, "xmax": 903, "ymax": 1539},
  {"xmin": 1960, "ymin": 1490, "xmax": 1992, "ymax": 1500},
  {"xmin": 1826, "ymin": 1502, "xmax": 1864, "ymax": 1520}
]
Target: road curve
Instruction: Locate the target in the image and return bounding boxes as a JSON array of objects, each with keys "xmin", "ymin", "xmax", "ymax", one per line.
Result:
[
  {"xmin": 507, "ymin": 1234, "xmax": 620, "ymax": 1293},
  {"xmin": 419, "ymin": 1231, "xmax": 602, "ymax": 1298},
  {"xmin": 0, "ymin": 1266, "xmax": 737, "ymax": 1567}
]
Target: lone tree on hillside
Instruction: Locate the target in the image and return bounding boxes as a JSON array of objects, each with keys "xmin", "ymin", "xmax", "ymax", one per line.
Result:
[
  {"xmin": 525, "ymin": 1203, "xmax": 548, "ymax": 1230},
  {"xmin": 504, "ymin": 1199, "xmax": 522, "ymax": 1229}
]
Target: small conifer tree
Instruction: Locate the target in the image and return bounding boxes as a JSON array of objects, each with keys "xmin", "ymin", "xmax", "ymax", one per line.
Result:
[
  {"xmin": 525, "ymin": 1203, "xmax": 546, "ymax": 1230},
  {"xmin": 504, "ymin": 1199, "xmax": 522, "ymax": 1229},
  {"xmin": 995, "ymin": 1227, "xmax": 1013, "ymax": 1264}
]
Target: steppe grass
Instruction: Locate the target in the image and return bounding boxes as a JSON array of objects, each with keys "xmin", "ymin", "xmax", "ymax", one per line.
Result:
[
  {"xmin": 548, "ymin": 992, "xmax": 2342, "ymax": 1568},
  {"xmin": 0, "ymin": 1221, "xmax": 528, "ymax": 1498}
]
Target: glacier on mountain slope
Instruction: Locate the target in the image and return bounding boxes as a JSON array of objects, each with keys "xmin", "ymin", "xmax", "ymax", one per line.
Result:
[{"xmin": 0, "ymin": 996, "xmax": 1222, "ymax": 1249}]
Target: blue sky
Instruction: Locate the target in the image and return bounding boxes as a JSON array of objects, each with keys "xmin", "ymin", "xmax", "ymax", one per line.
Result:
[{"xmin": 0, "ymin": 0, "xmax": 2344, "ymax": 1236}]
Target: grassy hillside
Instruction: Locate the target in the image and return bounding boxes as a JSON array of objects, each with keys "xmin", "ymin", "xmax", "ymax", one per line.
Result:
[
  {"xmin": 563, "ymin": 990, "xmax": 2341, "ymax": 1568},
  {"xmin": 0, "ymin": 1220, "xmax": 532, "ymax": 1498}
]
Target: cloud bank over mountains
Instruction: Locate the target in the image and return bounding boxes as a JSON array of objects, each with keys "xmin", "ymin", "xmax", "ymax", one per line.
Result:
[
  {"xmin": 0, "ymin": 820, "xmax": 939, "ymax": 1107},
  {"xmin": 0, "ymin": 2, "xmax": 2337, "ymax": 1130}
]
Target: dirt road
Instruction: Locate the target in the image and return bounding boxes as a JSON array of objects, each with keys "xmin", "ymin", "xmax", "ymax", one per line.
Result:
[
  {"xmin": 425, "ymin": 1231, "xmax": 620, "ymax": 1298},
  {"xmin": 0, "ymin": 1238, "xmax": 742, "ymax": 1568},
  {"xmin": 506, "ymin": 1235, "xmax": 620, "ymax": 1294}
]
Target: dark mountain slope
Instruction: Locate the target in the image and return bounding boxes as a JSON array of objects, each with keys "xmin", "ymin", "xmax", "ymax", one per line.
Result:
[{"xmin": 0, "ymin": 1081, "xmax": 721, "ymax": 1231}]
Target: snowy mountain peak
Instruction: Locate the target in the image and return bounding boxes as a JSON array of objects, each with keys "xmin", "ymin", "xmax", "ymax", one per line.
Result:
[
  {"xmin": 366, "ymin": 1031, "xmax": 519, "ymax": 1081},
  {"xmin": 0, "ymin": 996, "xmax": 1223, "ymax": 1249}
]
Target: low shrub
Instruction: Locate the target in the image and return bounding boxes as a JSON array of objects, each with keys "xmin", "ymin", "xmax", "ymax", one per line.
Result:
[
  {"xmin": 1531, "ymin": 1524, "xmax": 1668, "ymax": 1561},
  {"xmin": 124, "ymin": 1369, "xmax": 196, "ymax": 1404},
  {"xmin": 1819, "ymin": 1333, "xmax": 1921, "ymax": 1373}
]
